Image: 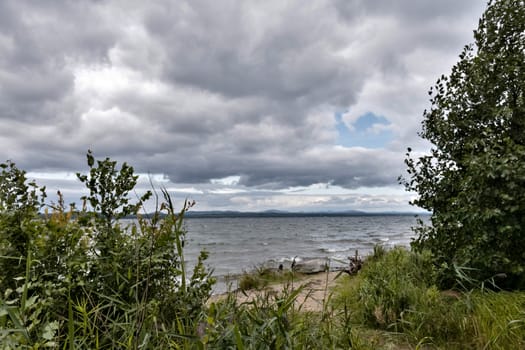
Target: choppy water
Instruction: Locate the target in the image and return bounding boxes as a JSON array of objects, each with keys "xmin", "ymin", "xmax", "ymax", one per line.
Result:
[{"xmin": 180, "ymin": 215, "xmax": 427, "ymax": 293}]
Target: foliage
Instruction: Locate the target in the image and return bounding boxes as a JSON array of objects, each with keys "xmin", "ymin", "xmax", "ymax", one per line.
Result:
[
  {"xmin": 0, "ymin": 152, "xmax": 215, "ymax": 348},
  {"xmin": 467, "ymin": 291, "xmax": 525, "ymax": 349},
  {"xmin": 238, "ymin": 266, "xmax": 300, "ymax": 292},
  {"xmin": 0, "ymin": 161, "xmax": 46, "ymax": 293},
  {"xmin": 401, "ymin": 0, "xmax": 525, "ymax": 289},
  {"xmin": 334, "ymin": 247, "xmax": 525, "ymax": 349},
  {"xmin": 340, "ymin": 247, "xmax": 438, "ymax": 330},
  {"xmin": 77, "ymin": 150, "xmax": 148, "ymax": 224},
  {"xmin": 205, "ymin": 286, "xmax": 374, "ymax": 350}
]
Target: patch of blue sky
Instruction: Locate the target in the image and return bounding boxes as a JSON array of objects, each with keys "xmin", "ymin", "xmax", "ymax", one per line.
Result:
[{"xmin": 335, "ymin": 111, "xmax": 393, "ymax": 148}]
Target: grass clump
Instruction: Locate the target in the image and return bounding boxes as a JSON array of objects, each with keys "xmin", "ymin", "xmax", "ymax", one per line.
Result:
[
  {"xmin": 206, "ymin": 285, "xmax": 375, "ymax": 350},
  {"xmin": 238, "ymin": 271, "xmax": 265, "ymax": 291},
  {"xmin": 238, "ymin": 266, "xmax": 300, "ymax": 291},
  {"xmin": 333, "ymin": 246, "xmax": 525, "ymax": 349},
  {"xmin": 467, "ymin": 291, "xmax": 525, "ymax": 349}
]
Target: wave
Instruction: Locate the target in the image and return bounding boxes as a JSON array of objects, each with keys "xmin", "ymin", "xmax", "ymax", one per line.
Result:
[{"xmin": 318, "ymin": 247, "xmax": 353, "ymax": 254}]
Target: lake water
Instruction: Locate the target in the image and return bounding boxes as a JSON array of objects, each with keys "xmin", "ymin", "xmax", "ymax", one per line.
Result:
[{"xmin": 180, "ymin": 215, "xmax": 427, "ymax": 293}]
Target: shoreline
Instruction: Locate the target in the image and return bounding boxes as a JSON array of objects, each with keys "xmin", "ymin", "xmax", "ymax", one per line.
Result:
[{"xmin": 209, "ymin": 271, "xmax": 348, "ymax": 312}]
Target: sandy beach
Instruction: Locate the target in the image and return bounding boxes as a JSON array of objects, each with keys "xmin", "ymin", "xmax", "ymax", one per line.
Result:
[{"xmin": 209, "ymin": 271, "xmax": 345, "ymax": 312}]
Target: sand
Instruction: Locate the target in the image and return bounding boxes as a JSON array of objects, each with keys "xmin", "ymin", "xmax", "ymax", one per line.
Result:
[{"xmin": 208, "ymin": 271, "xmax": 345, "ymax": 312}]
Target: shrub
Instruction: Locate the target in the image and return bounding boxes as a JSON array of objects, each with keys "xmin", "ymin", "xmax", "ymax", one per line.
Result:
[
  {"xmin": 402, "ymin": 0, "xmax": 525, "ymax": 290},
  {"xmin": 0, "ymin": 152, "xmax": 215, "ymax": 348}
]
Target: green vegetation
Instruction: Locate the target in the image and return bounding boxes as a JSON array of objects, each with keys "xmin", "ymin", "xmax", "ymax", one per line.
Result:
[
  {"xmin": 0, "ymin": 152, "xmax": 381, "ymax": 349},
  {"xmin": 0, "ymin": 153, "xmax": 214, "ymax": 349},
  {"xmin": 1, "ymin": 152, "xmax": 524, "ymax": 349},
  {"xmin": 238, "ymin": 267, "xmax": 302, "ymax": 292},
  {"xmin": 334, "ymin": 247, "xmax": 525, "ymax": 349},
  {"xmin": 401, "ymin": 0, "xmax": 525, "ymax": 289}
]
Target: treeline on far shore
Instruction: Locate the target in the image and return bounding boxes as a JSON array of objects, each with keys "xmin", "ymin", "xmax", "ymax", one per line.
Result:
[{"xmin": 127, "ymin": 210, "xmax": 429, "ymax": 219}]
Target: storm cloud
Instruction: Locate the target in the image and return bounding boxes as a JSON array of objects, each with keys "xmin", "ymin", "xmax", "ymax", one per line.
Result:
[{"xmin": 0, "ymin": 0, "xmax": 486, "ymax": 211}]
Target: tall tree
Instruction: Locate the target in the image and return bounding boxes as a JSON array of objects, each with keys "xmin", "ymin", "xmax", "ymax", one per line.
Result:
[{"xmin": 402, "ymin": 0, "xmax": 525, "ymax": 289}]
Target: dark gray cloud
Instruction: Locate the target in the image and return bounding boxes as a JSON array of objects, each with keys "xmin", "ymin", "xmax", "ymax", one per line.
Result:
[
  {"xmin": 0, "ymin": 0, "xmax": 486, "ymax": 208},
  {"xmin": 0, "ymin": 0, "xmax": 116, "ymax": 121},
  {"xmin": 147, "ymin": 1, "xmax": 357, "ymax": 105}
]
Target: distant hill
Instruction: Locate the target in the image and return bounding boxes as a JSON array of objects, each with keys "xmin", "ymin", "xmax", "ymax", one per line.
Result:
[
  {"xmin": 167, "ymin": 210, "xmax": 427, "ymax": 218},
  {"xmin": 76, "ymin": 210, "xmax": 429, "ymax": 220}
]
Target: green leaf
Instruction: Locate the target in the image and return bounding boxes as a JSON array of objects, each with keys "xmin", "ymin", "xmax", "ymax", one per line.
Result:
[{"xmin": 42, "ymin": 321, "xmax": 59, "ymax": 340}]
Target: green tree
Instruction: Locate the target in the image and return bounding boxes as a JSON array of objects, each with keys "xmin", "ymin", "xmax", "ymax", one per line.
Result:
[{"xmin": 402, "ymin": 0, "xmax": 525, "ymax": 289}]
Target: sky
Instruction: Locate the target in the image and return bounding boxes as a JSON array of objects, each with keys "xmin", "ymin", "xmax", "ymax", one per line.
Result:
[{"xmin": 0, "ymin": 0, "xmax": 487, "ymax": 213}]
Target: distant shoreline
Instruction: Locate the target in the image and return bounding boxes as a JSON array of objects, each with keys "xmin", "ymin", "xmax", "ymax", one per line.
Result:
[{"xmin": 130, "ymin": 211, "xmax": 430, "ymax": 219}]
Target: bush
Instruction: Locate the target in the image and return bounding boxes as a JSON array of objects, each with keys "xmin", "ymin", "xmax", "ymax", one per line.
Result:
[
  {"xmin": 0, "ymin": 152, "xmax": 215, "ymax": 348},
  {"xmin": 335, "ymin": 247, "xmax": 459, "ymax": 341},
  {"xmin": 402, "ymin": 0, "xmax": 525, "ymax": 290}
]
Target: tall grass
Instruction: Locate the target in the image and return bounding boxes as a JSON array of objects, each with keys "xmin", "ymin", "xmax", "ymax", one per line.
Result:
[
  {"xmin": 238, "ymin": 266, "xmax": 303, "ymax": 292},
  {"xmin": 333, "ymin": 246, "xmax": 525, "ymax": 349}
]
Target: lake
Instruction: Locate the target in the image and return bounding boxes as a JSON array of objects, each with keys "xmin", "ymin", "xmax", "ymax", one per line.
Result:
[{"xmin": 180, "ymin": 215, "xmax": 427, "ymax": 293}]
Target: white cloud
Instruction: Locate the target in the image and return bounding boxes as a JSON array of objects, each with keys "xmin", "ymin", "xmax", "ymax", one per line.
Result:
[
  {"xmin": 164, "ymin": 187, "xmax": 204, "ymax": 195},
  {"xmin": 211, "ymin": 176, "xmax": 241, "ymax": 186}
]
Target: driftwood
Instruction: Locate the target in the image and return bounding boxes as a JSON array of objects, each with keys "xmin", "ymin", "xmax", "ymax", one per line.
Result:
[
  {"xmin": 335, "ymin": 250, "xmax": 363, "ymax": 279},
  {"xmin": 292, "ymin": 257, "xmax": 329, "ymax": 274}
]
